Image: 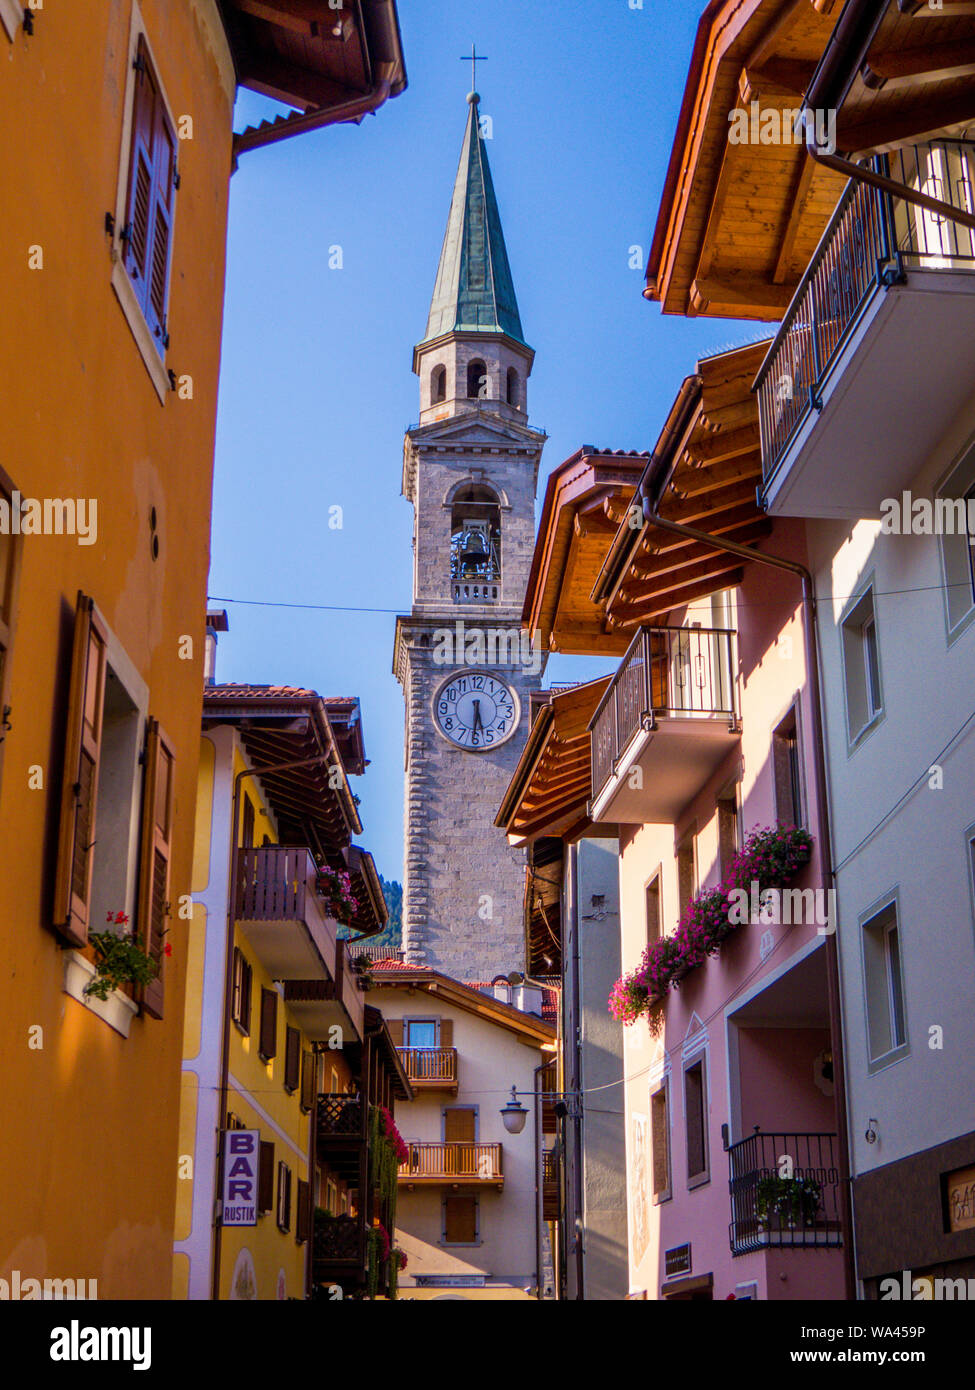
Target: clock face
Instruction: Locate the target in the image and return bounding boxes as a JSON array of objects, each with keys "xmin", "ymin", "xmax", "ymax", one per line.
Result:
[{"xmin": 432, "ymin": 670, "xmax": 520, "ymax": 752}]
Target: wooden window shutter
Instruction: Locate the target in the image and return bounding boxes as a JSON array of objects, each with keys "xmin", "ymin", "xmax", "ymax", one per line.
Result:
[
  {"xmin": 284, "ymin": 1025, "xmax": 301, "ymax": 1093},
  {"xmin": 440, "ymin": 1018, "xmax": 453, "ymax": 1048},
  {"xmin": 137, "ymin": 717, "xmax": 174, "ymax": 1019},
  {"xmin": 232, "ymin": 947, "xmax": 252, "ymax": 1034},
  {"xmin": 54, "ymin": 593, "xmax": 108, "ymax": 946},
  {"xmin": 122, "ymin": 37, "xmax": 177, "ymax": 347},
  {"xmin": 259, "ymin": 987, "xmax": 277, "ymax": 1062},
  {"xmin": 444, "ymin": 1107, "xmax": 476, "ymax": 1143},
  {"xmin": 300, "ymin": 1050, "xmax": 315, "ymax": 1113},
  {"xmin": 257, "ymin": 1141, "xmax": 274, "ymax": 1212},
  {"xmin": 651, "ymin": 1084, "xmax": 670, "ymax": 1198},
  {"xmin": 241, "ymin": 796, "xmax": 254, "ymax": 849},
  {"xmin": 685, "ymin": 1060, "xmax": 707, "ymax": 1180},
  {"xmin": 123, "ymin": 38, "xmax": 157, "ymax": 310},
  {"xmin": 277, "ymin": 1162, "xmax": 292, "ymax": 1232},
  {"xmin": 387, "ymin": 1017, "xmax": 404, "ymax": 1047},
  {"xmin": 444, "ymin": 1194, "xmax": 476, "ymax": 1244},
  {"xmin": 296, "ymin": 1178, "xmax": 310, "ymax": 1244}
]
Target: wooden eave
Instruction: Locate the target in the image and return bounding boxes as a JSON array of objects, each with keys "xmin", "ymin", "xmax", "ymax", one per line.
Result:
[
  {"xmin": 647, "ymin": 0, "xmax": 975, "ymax": 321},
  {"xmin": 364, "ymin": 1005, "xmax": 413, "ymax": 1101},
  {"xmin": 523, "ymin": 450, "xmax": 649, "ymax": 656},
  {"xmin": 369, "ymin": 971, "xmax": 556, "ymax": 1045},
  {"xmin": 202, "ymin": 688, "xmax": 363, "ymax": 854},
  {"xmin": 344, "ymin": 845, "xmax": 388, "ymax": 937},
  {"xmin": 524, "ymin": 837, "xmax": 564, "ymax": 977},
  {"xmin": 496, "ymin": 678, "xmax": 610, "ymax": 847},
  {"xmin": 594, "ymin": 343, "xmax": 773, "ymax": 629}
]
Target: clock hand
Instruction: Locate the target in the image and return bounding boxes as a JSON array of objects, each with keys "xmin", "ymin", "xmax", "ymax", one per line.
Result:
[{"xmin": 472, "ymin": 699, "xmax": 483, "ymax": 733}]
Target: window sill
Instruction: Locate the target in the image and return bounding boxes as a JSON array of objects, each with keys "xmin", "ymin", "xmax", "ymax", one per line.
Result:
[
  {"xmin": 63, "ymin": 950, "xmax": 140, "ymax": 1038},
  {"xmin": 0, "ymin": 0, "xmax": 20, "ymax": 42},
  {"xmin": 687, "ymin": 1171, "xmax": 711, "ymax": 1192},
  {"xmin": 867, "ymin": 1042, "xmax": 909, "ymax": 1076},
  {"xmin": 110, "ymin": 258, "xmax": 170, "ymax": 405}
]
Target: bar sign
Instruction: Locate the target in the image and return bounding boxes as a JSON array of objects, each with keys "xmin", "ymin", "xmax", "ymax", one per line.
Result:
[{"xmin": 222, "ymin": 1129, "xmax": 259, "ymax": 1226}]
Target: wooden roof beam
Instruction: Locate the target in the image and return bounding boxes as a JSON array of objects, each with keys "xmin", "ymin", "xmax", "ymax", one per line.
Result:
[
  {"xmin": 773, "ymin": 152, "xmax": 818, "ymax": 285},
  {"xmin": 610, "ymin": 569, "xmax": 746, "ymax": 629},
  {"xmin": 619, "ymin": 556, "xmax": 745, "ymax": 605},
  {"xmin": 689, "ymin": 276, "xmax": 794, "ymax": 320},
  {"xmin": 674, "ymin": 455, "xmax": 762, "ymax": 498},
  {"xmin": 686, "ymin": 423, "xmax": 761, "ymax": 467},
  {"xmin": 861, "ymin": 37, "xmax": 975, "ymax": 92}
]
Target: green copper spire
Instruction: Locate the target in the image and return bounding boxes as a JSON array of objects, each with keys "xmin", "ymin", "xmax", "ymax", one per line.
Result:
[{"xmin": 423, "ymin": 93, "xmax": 526, "ymax": 346}]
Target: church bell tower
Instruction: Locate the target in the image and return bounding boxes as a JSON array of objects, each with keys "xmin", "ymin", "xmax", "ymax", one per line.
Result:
[{"xmin": 393, "ymin": 88, "xmax": 547, "ymax": 981}]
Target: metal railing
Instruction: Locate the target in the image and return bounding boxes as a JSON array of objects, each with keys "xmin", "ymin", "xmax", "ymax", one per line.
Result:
[
  {"xmin": 755, "ymin": 139, "xmax": 975, "ymax": 486},
  {"xmin": 728, "ymin": 1130, "xmax": 842, "ymax": 1255},
  {"xmin": 399, "ymin": 1142, "xmax": 503, "ymax": 1181},
  {"xmin": 589, "ymin": 625, "xmax": 737, "ymax": 800},
  {"xmin": 397, "ymin": 1048, "xmax": 458, "ymax": 1085}
]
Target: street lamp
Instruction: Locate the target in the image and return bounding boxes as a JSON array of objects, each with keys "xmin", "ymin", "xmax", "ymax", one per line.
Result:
[{"xmin": 500, "ymin": 1085, "xmax": 528, "ymax": 1135}]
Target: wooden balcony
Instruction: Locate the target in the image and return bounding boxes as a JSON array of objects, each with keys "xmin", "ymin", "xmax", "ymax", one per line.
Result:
[
  {"xmin": 396, "ymin": 1047, "xmax": 458, "ymax": 1093},
  {"xmin": 589, "ymin": 625, "xmax": 739, "ymax": 824},
  {"xmin": 399, "ymin": 1142, "xmax": 504, "ymax": 1190},
  {"xmin": 235, "ymin": 846, "xmax": 337, "ymax": 982},
  {"xmin": 754, "ymin": 139, "xmax": 975, "ymax": 519},
  {"xmin": 284, "ymin": 943, "xmax": 365, "ymax": 1045}
]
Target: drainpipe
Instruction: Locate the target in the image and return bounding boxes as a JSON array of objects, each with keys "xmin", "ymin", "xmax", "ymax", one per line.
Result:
[
  {"xmin": 800, "ymin": 0, "xmax": 975, "ymax": 231},
  {"xmin": 636, "ymin": 463, "xmax": 857, "ymax": 1302},
  {"xmin": 565, "ymin": 844, "xmax": 586, "ymax": 1302},
  {"xmin": 533, "ymin": 1060, "xmax": 544, "ymax": 1301},
  {"xmin": 211, "ymin": 751, "xmax": 334, "ymax": 1303}
]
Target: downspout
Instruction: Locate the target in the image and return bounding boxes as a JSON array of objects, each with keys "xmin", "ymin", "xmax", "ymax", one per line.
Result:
[
  {"xmin": 565, "ymin": 843, "xmax": 586, "ymax": 1302},
  {"xmin": 211, "ymin": 751, "xmax": 334, "ymax": 1303},
  {"xmin": 636, "ymin": 463, "xmax": 857, "ymax": 1302},
  {"xmin": 533, "ymin": 1060, "xmax": 544, "ymax": 1301},
  {"xmin": 800, "ymin": 0, "xmax": 975, "ymax": 231}
]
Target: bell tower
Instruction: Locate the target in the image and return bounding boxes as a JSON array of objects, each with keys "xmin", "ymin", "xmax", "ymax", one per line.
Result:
[{"xmin": 393, "ymin": 89, "xmax": 546, "ymax": 981}]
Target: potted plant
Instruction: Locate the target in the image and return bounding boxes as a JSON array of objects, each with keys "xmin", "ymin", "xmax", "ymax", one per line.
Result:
[
  {"xmin": 84, "ymin": 911, "xmax": 169, "ymax": 1000},
  {"xmin": 315, "ymin": 865, "xmax": 359, "ymax": 925}
]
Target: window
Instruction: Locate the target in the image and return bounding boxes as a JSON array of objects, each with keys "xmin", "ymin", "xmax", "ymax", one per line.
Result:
[
  {"xmin": 242, "ymin": 796, "xmax": 255, "ymax": 849},
  {"xmin": 405, "ymin": 1018, "xmax": 439, "ymax": 1049},
  {"xmin": 296, "ymin": 1179, "xmax": 311, "ymax": 1245},
  {"xmin": 276, "ymin": 1162, "xmax": 292, "ymax": 1232},
  {"xmin": 325, "ymin": 1179, "xmax": 338, "ymax": 1215},
  {"xmin": 121, "ymin": 36, "xmax": 177, "ymax": 353},
  {"xmin": 684, "ymin": 1056, "xmax": 709, "ymax": 1187},
  {"xmin": 300, "ymin": 1049, "xmax": 315, "ymax": 1113},
  {"xmin": 258, "ymin": 1141, "xmax": 274, "ymax": 1213},
  {"xmin": 284, "ymin": 1025, "xmax": 301, "ymax": 1094},
  {"xmin": 842, "ymin": 588, "xmax": 884, "ymax": 743},
  {"xmin": 772, "ymin": 707, "xmax": 804, "ymax": 828},
  {"xmin": 937, "ymin": 448, "xmax": 975, "ymax": 636},
  {"xmin": 330, "ymin": 1066, "xmax": 340, "ymax": 1094},
  {"xmin": 0, "ymin": 464, "xmax": 22, "ymax": 796},
  {"xmin": 54, "ymin": 594, "xmax": 172, "ymax": 1015},
  {"xmin": 450, "ymin": 484, "xmax": 501, "ymax": 599},
  {"xmin": 444, "ymin": 1107, "xmax": 477, "ymax": 1143},
  {"xmin": 467, "ymin": 359, "xmax": 487, "ymax": 399},
  {"xmin": 862, "ymin": 900, "xmax": 908, "ymax": 1065},
  {"xmin": 259, "ymin": 987, "xmax": 278, "ymax": 1063},
  {"xmin": 676, "ymin": 831, "xmax": 696, "ymax": 921},
  {"xmin": 506, "ymin": 367, "xmax": 519, "ymax": 406},
  {"xmin": 231, "ymin": 948, "xmax": 252, "ymax": 1035},
  {"xmin": 645, "ymin": 873, "xmax": 661, "ymax": 947},
  {"xmin": 717, "ymin": 786, "xmax": 739, "ymax": 879},
  {"xmin": 651, "ymin": 1081, "xmax": 672, "ymax": 1203},
  {"xmin": 443, "ymin": 1194, "xmax": 478, "ymax": 1244},
  {"xmin": 431, "ymin": 364, "xmax": 447, "ymax": 404}
]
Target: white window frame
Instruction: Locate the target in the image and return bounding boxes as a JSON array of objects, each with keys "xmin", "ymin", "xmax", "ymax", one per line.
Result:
[
  {"xmin": 109, "ymin": 1, "xmax": 177, "ymax": 404},
  {"xmin": 936, "ymin": 442, "xmax": 975, "ymax": 643},
  {"xmin": 404, "ymin": 1016, "xmax": 440, "ymax": 1049},
  {"xmin": 841, "ymin": 582, "xmax": 885, "ymax": 749},
  {"xmin": 860, "ymin": 894, "xmax": 909, "ymax": 1072}
]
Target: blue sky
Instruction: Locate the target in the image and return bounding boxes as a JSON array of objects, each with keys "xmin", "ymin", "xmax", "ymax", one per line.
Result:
[{"xmin": 208, "ymin": 0, "xmax": 761, "ymax": 881}]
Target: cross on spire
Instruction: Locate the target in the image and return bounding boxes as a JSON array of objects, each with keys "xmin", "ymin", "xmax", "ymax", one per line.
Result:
[{"xmin": 461, "ymin": 42, "xmax": 487, "ymax": 95}]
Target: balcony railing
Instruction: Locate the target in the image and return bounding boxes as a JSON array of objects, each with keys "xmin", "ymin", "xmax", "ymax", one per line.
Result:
[
  {"xmin": 755, "ymin": 139, "xmax": 975, "ymax": 486},
  {"xmin": 397, "ymin": 1047, "xmax": 458, "ymax": 1087},
  {"xmin": 728, "ymin": 1130, "xmax": 842, "ymax": 1255},
  {"xmin": 317, "ymin": 1095, "xmax": 365, "ymax": 1142},
  {"xmin": 590, "ymin": 625, "xmax": 737, "ymax": 800},
  {"xmin": 399, "ymin": 1142, "xmax": 503, "ymax": 1183},
  {"xmin": 542, "ymin": 1148, "xmax": 560, "ymax": 1222},
  {"xmin": 235, "ymin": 846, "xmax": 338, "ymax": 981}
]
